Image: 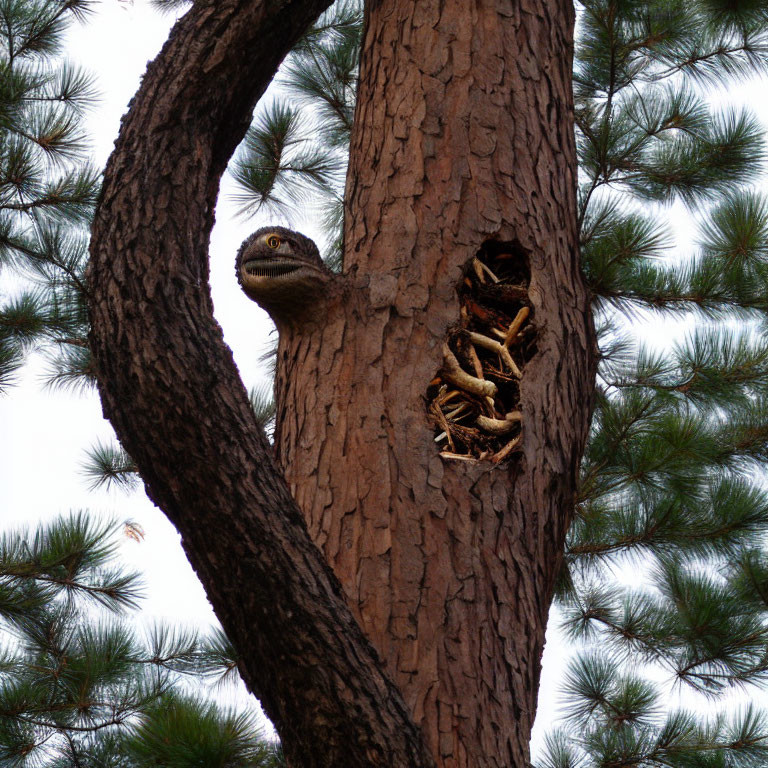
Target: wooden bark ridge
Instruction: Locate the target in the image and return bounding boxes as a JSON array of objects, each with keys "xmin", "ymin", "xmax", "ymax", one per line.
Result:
[{"xmin": 88, "ymin": 1, "xmax": 596, "ymax": 767}]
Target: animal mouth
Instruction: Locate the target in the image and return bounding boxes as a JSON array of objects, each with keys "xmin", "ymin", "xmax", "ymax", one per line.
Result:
[{"xmin": 242, "ymin": 258, "xmax": 301, "ymax": 278}]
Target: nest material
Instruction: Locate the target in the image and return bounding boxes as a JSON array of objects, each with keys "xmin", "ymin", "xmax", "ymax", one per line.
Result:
[{"xmin": 427, "ymin": 242, "xmax": 536, "ymax": 464}]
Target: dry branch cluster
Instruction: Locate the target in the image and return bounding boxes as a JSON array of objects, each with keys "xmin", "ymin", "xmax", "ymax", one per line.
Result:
[{"xmin": 427, "ymin": 242, "xmax": 535, "ymax": 464}]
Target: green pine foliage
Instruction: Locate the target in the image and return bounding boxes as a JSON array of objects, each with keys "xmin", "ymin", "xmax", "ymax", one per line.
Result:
[
  {"xmin": 125, "ymin": 693, "xmax": 285, "ymax": 768},
  {"xmin": 554, "ymin": 0, "xmax": 768, "ymax": 762},
  {"xmin": 228, "ymin": 0, "xmax": 768, "ymax": 763},
  {"xmin": 82, "ymin": 439, "xmax": 140, "ymax": 492},
  {"xmin": 228, "ymin": 0, "xmax": 362, "ymax": 268},
  {"xmin": 0, "ymin": 512, "xmax": 282, "ymax": 767},
  {"xmin": 0, "ymin": 0, "xmax": 99, "ymax": 393},
  {"xmin": 249, "ymin": 382, "xmax": 277, "ymax": 438}
]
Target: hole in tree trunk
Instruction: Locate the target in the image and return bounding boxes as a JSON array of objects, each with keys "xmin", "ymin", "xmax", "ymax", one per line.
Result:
[{"xmin": 427, "ymin": 239, "xmax": 535, "ymax": 464}]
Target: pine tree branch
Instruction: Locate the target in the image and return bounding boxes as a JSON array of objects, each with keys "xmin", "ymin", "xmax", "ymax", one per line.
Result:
[
  {"xmin": 674, "ymin": 628, "xmax": 768, "ymax": 684},
  {"xmin": 1, "ymin": 194, "xmax": 92, "ymax": 215},
  {"xmin": 568, "ymin": 506, "xmax": 675, "ymax": 558},
  {"xmin": 65, "ymin": 731, "xmax": 85, "ymax": 768},
  {"xmin": 652, "ymin": 42, "xmax": 768, "ymax": 81},
  {"xmin": 12, "ymin": 710, "xmax": 131, "ymax": 733},
  {"xmin": 55, "ymin": 337, "xmax": 88, "ymax": 347},
  {"xmin": 578, "ymin": 396, "xmax": 657, "ymax": 502}
]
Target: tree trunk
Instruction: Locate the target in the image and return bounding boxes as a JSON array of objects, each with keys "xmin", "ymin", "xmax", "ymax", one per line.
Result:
[
  {"xmin": 88, "ymin": 0, "xmax": 596, "ymax": 766},
  {"xmin": 275, "ymin": 1, "xmax": 596, "ymax": 765},
  {"xmin": 87, "ymin": 2, "xmax": 433, "ymax": 766}
]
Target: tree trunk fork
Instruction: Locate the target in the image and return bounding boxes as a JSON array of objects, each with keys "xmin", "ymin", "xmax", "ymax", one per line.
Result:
[{"xmin": 88, "ymin": 1, "xmax": 596, "ymax": 766}]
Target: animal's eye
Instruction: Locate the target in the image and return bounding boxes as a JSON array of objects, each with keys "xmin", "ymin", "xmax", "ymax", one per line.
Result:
[{"xmin": 266, "ymin": 235, "xmax": 281, "ymax": 249}]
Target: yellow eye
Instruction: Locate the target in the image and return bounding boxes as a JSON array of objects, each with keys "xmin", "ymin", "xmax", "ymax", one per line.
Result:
[{"xmin": 266, "ymin": 235, "xmax": 281, "ymax": 249}]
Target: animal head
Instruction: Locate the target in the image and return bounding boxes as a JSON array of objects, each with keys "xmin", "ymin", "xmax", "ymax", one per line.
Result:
[{"xmin": 236, "ymin": 227, "xmax": 330, "ymax": 326}]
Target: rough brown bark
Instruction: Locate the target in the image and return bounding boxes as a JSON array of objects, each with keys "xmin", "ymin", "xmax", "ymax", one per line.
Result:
[
  {"xmin": 87, "ymin": 2, "xmax": 434, "ymax": 767},
  {"xmin": 89, "ymin": 0, "xmax": 596, "ymax": 766},
  {"xmin": 273, "ymin": 1, "xmax": 597, "ymax": 766}
]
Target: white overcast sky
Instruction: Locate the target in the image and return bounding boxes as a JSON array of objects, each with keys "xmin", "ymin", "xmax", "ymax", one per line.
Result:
[{"xmin": 2, "ymin": 0, "xmax": 768, "ymax": 748}]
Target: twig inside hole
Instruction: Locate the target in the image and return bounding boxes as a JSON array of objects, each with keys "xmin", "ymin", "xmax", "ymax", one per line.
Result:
[
  {"xmin": 440, "ymin": 451, "xmax": 477, "ymax": 463},
  {"xmin": 431, "ymin": 401, "xmax": 456, "ymax": 452},
  {"xmin": 476, "ymin": 412, "xmax": 522, "ymax": 435},
  {"xmin": 503, "ymin": 307, "xmax": 530, "ymax": 348},
  {"xmin": 473, "ymin": 257, "xmax": 500, "ymax": 284},
  {"xmin": 467, "ymin": 343, "xmax": 484, "ymax": 380},
  {"xmin": 442, "ymin": 344, "xmax": 498, "ymax": 397},
  {"xmin": 491, "ymin": 434, "xmax": 522, "ymax": 463},
  {"xmin": 466, "ymin": 331, "xmax": 522, "ymax": 378}
]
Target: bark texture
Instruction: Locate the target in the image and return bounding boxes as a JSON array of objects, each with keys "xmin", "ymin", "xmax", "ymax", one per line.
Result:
[
  {"xmin": 87, "ymin": 2, "xmax": 434, "ymax": 766},
  {"xmin": 89, "ymin": 0, "xmax": 596, "ymax": 765},
  {"xmin": 273, "ymin": 1, "xmax": 596, "ymax": 766}
]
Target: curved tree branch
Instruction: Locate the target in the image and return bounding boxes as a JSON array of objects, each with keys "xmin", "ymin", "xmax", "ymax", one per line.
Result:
[{"xmin": 87, "ymin": 1, "xmax": 432, "ymax": 765}]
